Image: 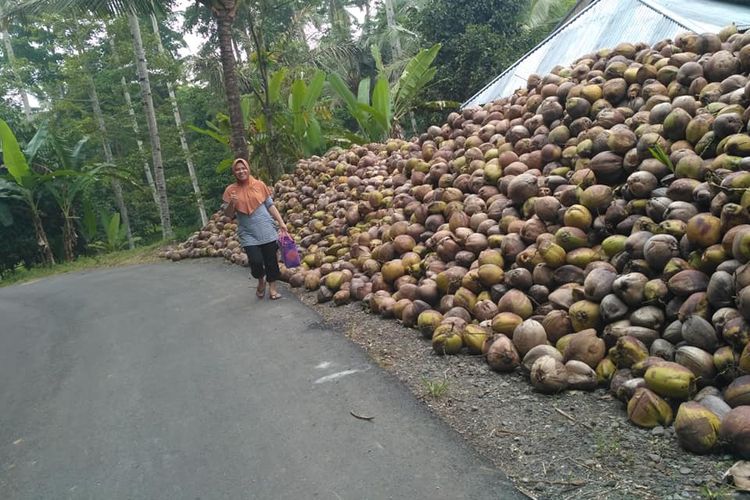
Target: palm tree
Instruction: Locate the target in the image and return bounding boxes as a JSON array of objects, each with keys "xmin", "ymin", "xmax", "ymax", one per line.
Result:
[
  {"xmin": 150, "ymin": 13, "xmax": 208, "ymax": 227},
  {"xmin": 127, "ymin": 11, "xmax": 173, "ymax": 238},
  {"xmin": 0, "ymin": 1, "xmax": 33, "ymax": 121},
  {"xmin": 88, "ymin": 79, "xmax": 136, "ymax": 249},
  {"xmin": 197, "ymin": 0, "xmax": 249, "ymax": 161},
  {"xmin": 107, "ymin": 36, "xmax": 160, "ymax": 209}
]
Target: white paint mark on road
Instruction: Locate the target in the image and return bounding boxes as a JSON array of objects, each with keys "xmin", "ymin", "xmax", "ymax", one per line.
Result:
[
  {"xmin": 315, "ymin": 361, "xmax": 333, "ymax": 369},
  {"xmin": 314, "ymin": 369, "xmax": 366, "ymax": 384}
]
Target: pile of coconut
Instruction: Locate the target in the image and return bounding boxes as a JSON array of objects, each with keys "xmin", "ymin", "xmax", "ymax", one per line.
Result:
[{"xmin": 169, "ymin": 27, "xmax": 750, "ymax": 458}]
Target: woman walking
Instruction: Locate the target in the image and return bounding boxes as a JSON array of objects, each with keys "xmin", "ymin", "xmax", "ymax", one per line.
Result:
[{"xmin": 222, "ymin": 158, "xmax": 288, "ymax": 300}]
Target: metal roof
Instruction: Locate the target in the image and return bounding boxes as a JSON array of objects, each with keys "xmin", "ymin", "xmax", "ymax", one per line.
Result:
[{"xmin": 462, "ymin": 0, "xmax": 750, "ymax": 108}]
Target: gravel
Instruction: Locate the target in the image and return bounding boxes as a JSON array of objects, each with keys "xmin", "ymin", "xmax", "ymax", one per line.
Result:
[{"xmin": 289, "ymin": 285, "xmax": 745, "ymax": 500}]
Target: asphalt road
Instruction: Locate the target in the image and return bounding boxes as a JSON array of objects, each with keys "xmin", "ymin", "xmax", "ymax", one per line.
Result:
[{"xmin": 0, "ymin": 260, "xmax": 521, "ymax": 500}]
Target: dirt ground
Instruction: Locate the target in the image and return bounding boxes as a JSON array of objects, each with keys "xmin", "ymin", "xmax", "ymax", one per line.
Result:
[{"xmin": 289, "ymin": 286, "xmax": 745, "ymax": 500}]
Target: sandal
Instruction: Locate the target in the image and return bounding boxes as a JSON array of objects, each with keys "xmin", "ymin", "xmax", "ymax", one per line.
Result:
[
  {"xmin": 269, "ymin": 292, "xmax": 283, "ymax": 300},
  {"xmin": 256, "ymin": 281, "xmax": 266, "ymax": 298}
]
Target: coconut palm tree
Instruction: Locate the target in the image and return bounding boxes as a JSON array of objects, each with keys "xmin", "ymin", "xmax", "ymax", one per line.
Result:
[
  {"xmin": 150, "ymin": 13, "xmax": 208, "ymax": 227},
  {"xmin": 196, "ymin": 0, "xmax": 249, "ymax": 161},
  {"xmin": 0, "ymin": 0, "xmax": 34, "ymax": 121}
]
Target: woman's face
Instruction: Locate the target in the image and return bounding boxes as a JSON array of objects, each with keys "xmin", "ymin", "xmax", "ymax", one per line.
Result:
[{"xmin": 232, "ymin": 161, "xmax": 250, "ymax": 182}]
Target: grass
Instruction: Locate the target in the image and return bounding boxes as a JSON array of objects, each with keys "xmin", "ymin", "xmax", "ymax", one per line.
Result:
[
  {"xmin": 421, "ymin": 376, "xmax": 450, "ymax": 399},
  {"xmin": 700, "ymin": 484, "xmax": 736, "ymax": 500},
  {"xmin": 0, "ymin": 243, "xmax": 165, "ymax": 288},
  {"xmin": 593, "ymin": 431, "xmax": 621, "ymax": 457}
]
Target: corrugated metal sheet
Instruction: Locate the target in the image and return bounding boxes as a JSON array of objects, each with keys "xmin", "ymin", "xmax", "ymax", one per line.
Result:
[{"xmin": 462, "ymin": 0, "xmax": 750, "ymax": 108}]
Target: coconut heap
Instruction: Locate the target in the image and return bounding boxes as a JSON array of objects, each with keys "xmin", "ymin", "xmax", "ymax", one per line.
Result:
[{"xmin": 169, "ymin": 28, "xmax": 750, "ymax": 458}]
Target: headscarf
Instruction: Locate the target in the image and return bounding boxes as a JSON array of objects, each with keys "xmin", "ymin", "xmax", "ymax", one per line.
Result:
[{"xmin": 222, "ymin": 158, "xmax": 273, "ymax": 215}]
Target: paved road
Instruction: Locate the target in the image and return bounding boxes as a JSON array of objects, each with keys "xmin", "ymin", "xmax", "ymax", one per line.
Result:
[{"xmin": 0, "ymin": 260, "xmax": 521, "ymax": 500}]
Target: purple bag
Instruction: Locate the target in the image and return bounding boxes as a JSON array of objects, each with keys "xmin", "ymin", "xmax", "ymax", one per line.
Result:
[{"xmin": 279, "ymin": 231, "xmax": 301, "ymax": 268}]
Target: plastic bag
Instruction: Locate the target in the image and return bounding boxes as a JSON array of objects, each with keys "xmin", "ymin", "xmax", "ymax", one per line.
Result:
[{"xmin": 278, "ymin": 231, "xmax": 301, "ymax": 268}]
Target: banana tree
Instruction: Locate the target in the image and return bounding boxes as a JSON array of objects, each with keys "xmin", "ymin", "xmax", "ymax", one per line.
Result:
[
  {"xmin": 190, "ymin": 68, "xmax": 334, "ymax": 179},
  {"xmin": 328, "ymin": 72, "xmax": 390, "ymax": 142},
  {"xmin": 0, "ymin": 119, "xmax": 55, "ymax": 265},
  {"xmin": 329, "ymin": 43, "xmax": 451, "ymax": 141},
  {"xmin": 42, "ymin": 134, "xmax": 123, "ymax": 261}
]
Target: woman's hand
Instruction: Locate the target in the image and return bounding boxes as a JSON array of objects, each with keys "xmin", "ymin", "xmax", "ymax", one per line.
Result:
[{"xmin": 268, "ymin": 204, "xmax": 288, "ymax": 233}]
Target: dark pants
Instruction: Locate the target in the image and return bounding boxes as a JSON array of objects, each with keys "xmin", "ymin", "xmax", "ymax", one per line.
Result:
[{"xmin": 244, "ymin": 241, "xmax": 280, "ymax": 282}]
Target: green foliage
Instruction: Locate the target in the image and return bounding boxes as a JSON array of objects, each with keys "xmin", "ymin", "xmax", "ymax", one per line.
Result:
[
  {"xmin": 407, "ymin": 0, "xmax": 552, "ymax": 102},
  {"xmin": 421, "ymin": 376, "xmax": 449, "ymax": 399},
  {"xmin": 329, "ymin": 43, "xmax": 442, "ymax": 141},
  {"xmin": 523, "ymin": 0, "xmax": 577, "ymax": 31},
  {"xmin": 191, "ymin": 69, "xmax": 335, "ymax": 180},
  {"xmin": 649, "ymin": 144, "xmax": 674, "ymax": 172},
  {"xmin": 0, "ymin": 118, "xmax": 32, "ymax": 185},
  {"xmin": 88, "ymin": 211, "xmax": 140, "ymax": 252}
]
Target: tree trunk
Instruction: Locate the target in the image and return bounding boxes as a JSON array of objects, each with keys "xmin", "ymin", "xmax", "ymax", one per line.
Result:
[
  {"xmin": 246, "ymin": 15, "xmax": 279, "ymax": 181},
  {"xmin": 150, "ymin": 15, "xmax": 208, "ymax": 227},
  {"xmin": 128, "ymin": 12, "xmax": 173, "ymax": 239},
  {"xmin": 211, "ymin": 2, "xmax": 249, "ymax": 161},
  {"xmin": 1, "ymin": 27, "xmax": 33, "ymax": 121},
  {"xmin": 384, "ymin": 0, "xmax": 416, "ymax": 137},
  {"xmin": 62, "ymin": 212, "xmax": 76, "ymax": 262},
  {"xmin": 30, "ymin": 205, "xmax": 55, "ymax": 266},
  {"xmin": 109, "ymin": 37, "xmax": 159, "ymax": 209},
  {"xmin": 384, "ymin": 0, "xmax": 402, "ymax": 58},
  {"xmin": 89, "ymin": 82, "xmax": 135, "ymax": 249}
]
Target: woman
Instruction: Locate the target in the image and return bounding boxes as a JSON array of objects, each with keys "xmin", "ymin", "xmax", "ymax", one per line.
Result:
[{"xmin": 222, "ymin": 158, "xmax": 288, "ymax": 300}]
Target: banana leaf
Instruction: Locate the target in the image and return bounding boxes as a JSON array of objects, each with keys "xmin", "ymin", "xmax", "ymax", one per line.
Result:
[{"xmin": 0, "ymin": 119, "xmax": 31, "ymax": 184}]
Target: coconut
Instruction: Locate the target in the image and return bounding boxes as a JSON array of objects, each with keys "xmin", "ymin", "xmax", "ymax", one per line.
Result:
[
  {"xmin": 417, "ymin": 310, "xmax": 443, "ymax": 339},
  {"xmin": 401, "ymin": 300, "xmax": 431, "ymax": 328},
  {"xmin": 668, "ymin": 270, "xmax": 709, "ymax": 296},
  {"xmin": 432, "ymin": 323, "xmax": 464, "ymax": 355},
  {"xmin": 630, "ymin": 306, "xmax": 665, "ymax": 331},
  {"xmin": 565, "ymin": 360, "xmax": 598, "ymax": 390},
  {"xmin": 600, "ymin": 294, "xmax": 630, "ymax": 323},
  {"xmin": 486, "ymin": 334, "xmax": 521, "ymax": 372},
  {"xmin": 497, "ymin": 289, "xmax": 534, "ymax": 319},
  {"xmin": 627, "ymin": 387, "xmax": 674, "ymax": 428},
  {"xmin": 491, "ymin": 311, "xmax": 524, "ymax": 336},
  {"xmin": 512, "ymin": 319, "xmax": 548, "ymax": 357},
  {"xmin": 719, "ymin": 406, "xmax": 750, "ymax": 458},
  {"xmin": 463, "ymin": 324, "xmax": 491, "ymax": 355},
  {"xmin": 724, "ymin": 375, "xmax": 750, "ymax": 407},
  {"xmin": 596, "ymin": 357, "xmax": 617, "ymax": 385},
  {"xmin": 644, "ymin": 361, "xmax": 697, "ymax": 400},
  {"xmin": 650, "ymin": 339, "xmax": 676, "ymax": 361},
  {"xmin": 530, "ymin": 355, "xmax": 569, "ymax": 394},
  {"xmin": 610, "ymin": 335, "xmax": 649, "ymax": 368},
  {"xmin": 522, "ymin": 344, "xmax": 563, "ymax": 374},
  {"xmin": 568, "ymin": 300, "xmax": 601, "ymax": 332},
  {"xmin": 673, "ymin": 401, "xmax": 722, "ymax": 454},
  {"xmin": 583, "ymin": 268, "xmax": 617, "ymax": 301},
  {"xmin": 612, "ymin": 273, "xmax": 648, "ymax": 306},
  {"xmin": 675, "ymin": 346, "xmax": 717, "ymax": 383},
  {"xmin": 563, "ymin": 329, "xmax": 605, "ymax": 368},
  {"xmin": 681, "ymin": 315, "xmax": 720, "ymax": 351}
]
